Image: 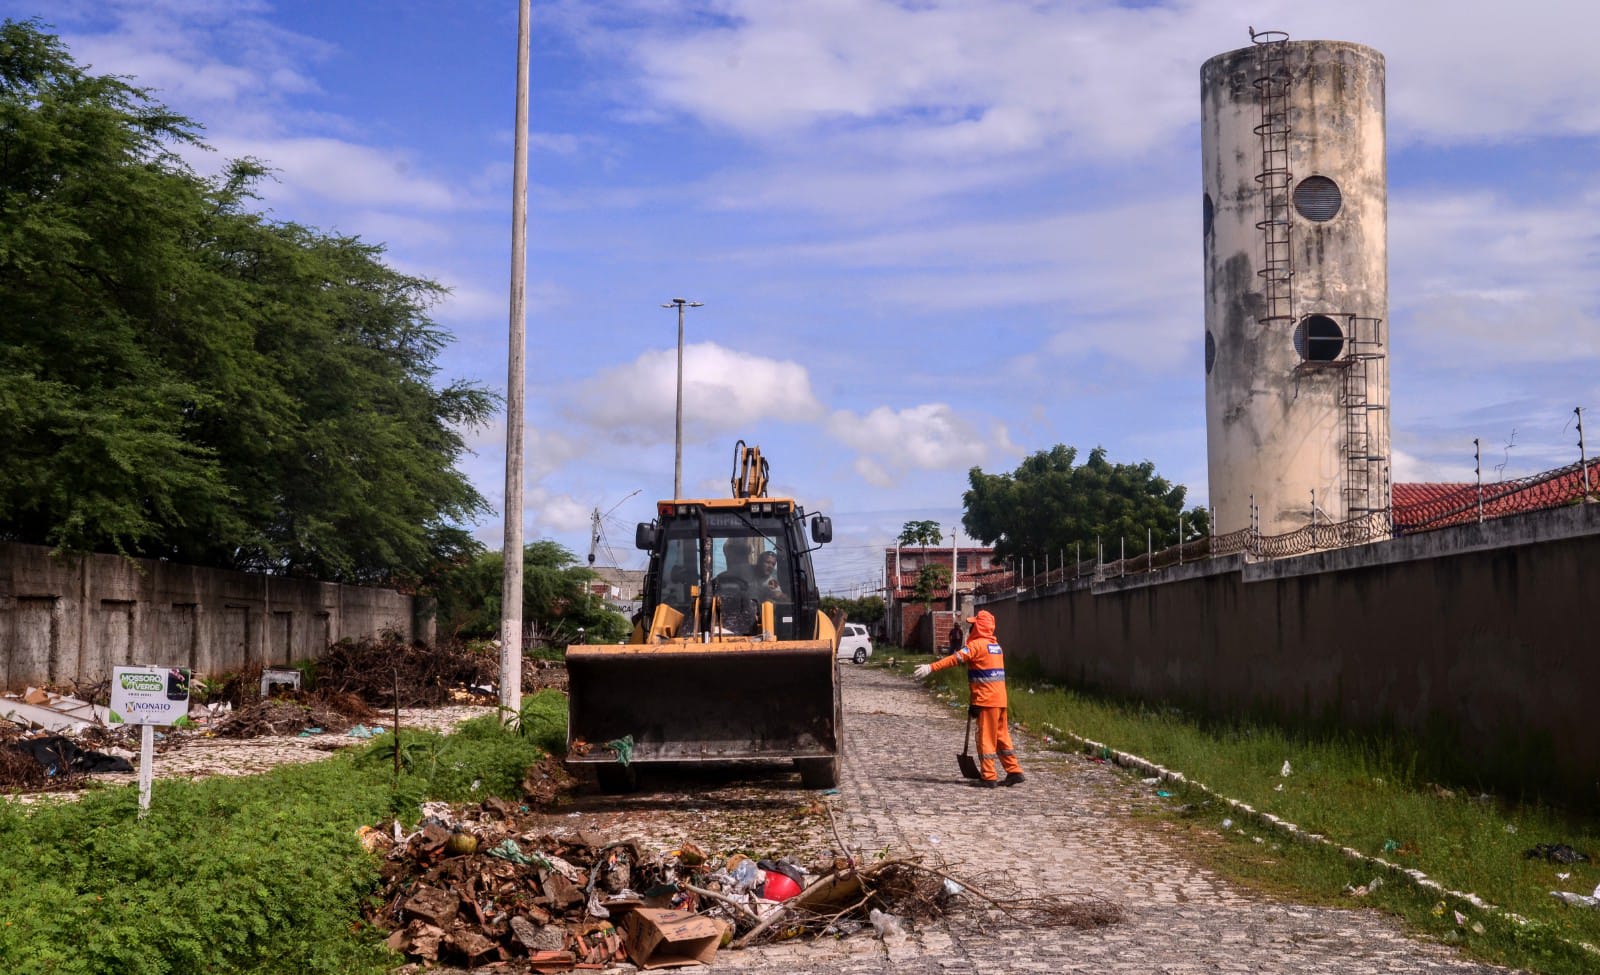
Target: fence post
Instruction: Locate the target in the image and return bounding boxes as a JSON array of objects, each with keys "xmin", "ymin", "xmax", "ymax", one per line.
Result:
[
  {"xmin": 1475, "ymin": 438, "xmax": 1484, "ymax": 524},
  {"xmin": 1578, "ymin": 407, "xmax": 1590, "ymax": 498}
]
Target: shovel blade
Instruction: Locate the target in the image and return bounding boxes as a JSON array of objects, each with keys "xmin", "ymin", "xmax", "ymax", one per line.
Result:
[{"xmin": 956, "ymin": 752, "xmax": 981, "ymax": 780}]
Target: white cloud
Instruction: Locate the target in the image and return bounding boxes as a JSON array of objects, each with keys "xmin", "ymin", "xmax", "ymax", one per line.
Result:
[
  {"xmin": 206, "ymin": 136, "xmax": 461, "ymax": 210},
  {"xmin": 627, "ymin": 0, "xmax": 1194, "ymax": 157},
  {"xmin": 826, "ymin": 403, "xmax": 999, "ymax": 485},
  {"xmin": 525, "ymin": 487, "xmax": 593, "ymax": 536},
  {"xmin": 60, "ymin": 0, "xmax": 329, "ymax": 111},
  {"xmin": 568, "ymin": 342, "xmax": 823, "ymax": 443},
  {"xmin": 1391, "ymin": 188, "xmax": 1600, "ymax": 367}
]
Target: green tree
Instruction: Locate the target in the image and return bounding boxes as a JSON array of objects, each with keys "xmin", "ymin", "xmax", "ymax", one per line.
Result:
[
  {"xmin": 432, "ymin": 542, "xmax": 630, "ymax": 645},
  {"xmin": 896, "ymin": 518, "xmax": 942, "ymax": 591},
  {"xmin": 819, "ymin": 594, "xmax": 885, "ymax": 626},
  {"xmin": 911, "ymin": 563, "xmax": 951, "ymax": 609},
  {"xmin": 0, "ymin": 20, "xmax": 493, "ymax": 584},
  {"xmin": 962, "ymin": 445, "xmax": 1210, "ymax": 563},
  {"xmin": 897, "ymin": 519, "xmax": 943, "ymax": 550}
]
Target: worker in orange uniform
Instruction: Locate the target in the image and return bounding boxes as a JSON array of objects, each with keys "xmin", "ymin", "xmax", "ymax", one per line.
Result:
[{"xmin": 913, "ymin": 610, "xmax": 1025, "ymax": 788}]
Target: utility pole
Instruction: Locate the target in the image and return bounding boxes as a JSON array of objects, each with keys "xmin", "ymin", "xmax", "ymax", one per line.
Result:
[
  {"xmin": 662, "ymin": 298, "xmax": 703, "ymax": 498},
  {"xmin": 950, "ymin": 531, "xmax": 959, "ymax": 612},
  {"xmin": 500, "ymin": 0, "xmax": 531, "ymax": 723}
]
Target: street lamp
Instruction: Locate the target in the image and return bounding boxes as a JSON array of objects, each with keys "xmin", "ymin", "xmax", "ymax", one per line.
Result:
[{"xmin": 661, "ymin": 298, "xmax": 703, "ymax": 498}]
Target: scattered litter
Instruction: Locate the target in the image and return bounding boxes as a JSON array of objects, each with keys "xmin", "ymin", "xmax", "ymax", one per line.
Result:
[
  {"xmin": 1220, "ymin": 818, "xmax": 1232, "ymax": 829},
  {"xmin": 1343, "ymin": 877, "xmax": 1384, "ymax": 898},
  {"xmin": 1, "ymin": 688, "xmax": 110, "ymax": 733},
  {"xmin": 1273, "ymin": 783, "xmax": 1283, "ymax": 792},
  {"xmin": 1524, "ymin": 843, "xmax": 1589, "ymax": 864},
  {"xmin": 604, "ymin": 735, "xmax": 635, "ymax": 766},
  {"xmin": 1155, "ymin": 790, "xmax": 1172, "ymax": 798},
  {"xmin": 1141, "ymin": 776, "xmax": 1159, "ymax": 785},
  {"xmin": 868, "ymin": 907, "xmax": 906, "ymax": 941},
  {"xmin": 1504, "ymin": 824, "xmax": 1518, "ymax": 835},
  {"xmin": 346, "ymin": 724, "xmax": 385, "ymax": 738},
  {"xmin": 1550, "ymin": 890, "xmax": 1599, "ymax": 909},
  {"xmin": 1382, "ymin": 839, "xmax": 1400, "ymax": 854},
  {"xmin": 1280, "ymin": 760, "xmax": 1292, "ymax": 777}
]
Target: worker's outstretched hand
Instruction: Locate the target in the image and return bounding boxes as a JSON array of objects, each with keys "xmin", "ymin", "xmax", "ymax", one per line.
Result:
[{"xmin": 912, "ymin": 664, "xmax": 932, "ymax": 680}]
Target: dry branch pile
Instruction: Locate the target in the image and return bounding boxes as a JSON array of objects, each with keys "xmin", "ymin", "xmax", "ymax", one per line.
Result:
[{"xmin": 316, "ymin": 637, "xmax": 497, "ymax": 708}]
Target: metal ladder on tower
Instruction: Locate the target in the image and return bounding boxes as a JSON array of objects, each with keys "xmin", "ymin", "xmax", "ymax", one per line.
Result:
[
  {"xmin": 1250, "ymin": 29, "xmax": 1294, "ymax": 329},
  {"xmin": 1341, "ymin": 316, "xmax": 1388, "ymax": 519}
]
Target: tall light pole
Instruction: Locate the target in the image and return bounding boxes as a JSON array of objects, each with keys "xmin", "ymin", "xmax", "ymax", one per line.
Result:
[
  {"xmin": 662, "ymin": 298, "xmax": 702, "ymax": 498},
  {"xmin": 500, "ymin": 0, "xmax": 531, "ymax": 723}
]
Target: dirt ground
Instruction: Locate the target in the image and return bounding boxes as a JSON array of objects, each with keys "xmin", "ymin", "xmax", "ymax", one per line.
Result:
[{"xmin": 2, "ymin": 704, "xmax": 496, "ymax": 805}]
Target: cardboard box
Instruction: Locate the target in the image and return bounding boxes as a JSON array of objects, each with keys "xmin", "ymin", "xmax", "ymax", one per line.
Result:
[{"xmin": 621, "ymin": 908, "xmax": 726, "ymax": 969}]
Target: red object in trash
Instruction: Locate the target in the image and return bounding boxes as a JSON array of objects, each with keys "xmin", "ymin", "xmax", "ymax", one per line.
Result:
[{"xmin": 761, "ymin": 871, "xmax": 801, "ymax": 901}]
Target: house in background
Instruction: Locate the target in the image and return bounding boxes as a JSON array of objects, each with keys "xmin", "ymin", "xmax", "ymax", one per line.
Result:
[
  {"xmin": 882, "ymin": 545, "xmax": 1004, "ymax": 650},
  {"xmin": 586, "ymin": 566, "xmax": 645, "ymax": 617}
]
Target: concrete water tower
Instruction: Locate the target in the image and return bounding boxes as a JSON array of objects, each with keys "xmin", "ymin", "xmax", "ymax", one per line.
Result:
[{"xmin": 1201, "ymin": 32, "xmax": 1389, "ymax": 538}]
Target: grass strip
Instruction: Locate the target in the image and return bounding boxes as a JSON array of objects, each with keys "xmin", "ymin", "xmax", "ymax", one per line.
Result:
[
  {"xmin": 0, "ymin": 691, "xmax": 563, "ymax": 975},
  {"xmin": 895, "ymin": 656, "xmax": 1600, "ymax": 975}
]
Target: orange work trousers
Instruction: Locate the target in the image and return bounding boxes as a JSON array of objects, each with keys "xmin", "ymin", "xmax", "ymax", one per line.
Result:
[{"xmin": 975, "ymin": 706, "xmax": 1023, "ymax": 781}]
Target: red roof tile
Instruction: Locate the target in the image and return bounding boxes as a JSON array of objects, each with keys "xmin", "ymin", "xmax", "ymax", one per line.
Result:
[{"xmin": 1394, "ymin": 460, "xmax": 1599, "ymax": 531}]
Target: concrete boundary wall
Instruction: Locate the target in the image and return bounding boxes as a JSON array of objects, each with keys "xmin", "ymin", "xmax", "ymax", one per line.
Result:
[
  {"xmin": 982, "ymin": 502, "xmax": 1600, "ymax": 802},
  {"xmin": 0, "ymin": 541, "xmax": 431, "ymax": 690}
]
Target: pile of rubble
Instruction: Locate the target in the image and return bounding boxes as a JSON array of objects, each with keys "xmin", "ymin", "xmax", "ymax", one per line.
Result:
[{"xmin": 363, "ymin": 796, "xmax": 955, "ymax": 971}]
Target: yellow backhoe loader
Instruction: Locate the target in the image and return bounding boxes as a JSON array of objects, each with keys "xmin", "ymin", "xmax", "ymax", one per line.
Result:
[{"xmin": 565, "ymin": 442, "xmax": 841, "ymax": 791}]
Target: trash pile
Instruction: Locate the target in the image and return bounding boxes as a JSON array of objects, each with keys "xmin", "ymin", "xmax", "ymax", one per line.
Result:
[
  {"xmin": 366, "ymin": 804, "xmax": 905, "ymax": 969},
  {"xmin": 1, "ymin": 688, "xmax": 135, "ymax": 790},
  {"xmin": 364, "ymin": 795, "xmax": 1123, "ymax": 971}
]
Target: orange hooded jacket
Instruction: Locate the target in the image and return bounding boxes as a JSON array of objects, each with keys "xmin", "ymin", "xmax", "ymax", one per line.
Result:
[{"xmin": 929, "ymin": 610, "xmax": 1008, "ymax": 708}]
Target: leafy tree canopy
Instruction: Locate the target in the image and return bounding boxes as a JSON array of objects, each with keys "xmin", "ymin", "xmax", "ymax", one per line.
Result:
[
  {"xmin": 0, "ymin": 20, "xmax": 494, "ymax": 584},
  {"xmin": 432, "ymin": 542, "xmax": 630, "ymax": 645},
  {"xmin": 897, "ymin": 520, "xmax": 942, "ymax": 549},
  {"xmin": 912, "ymin": 563, "xmax": 951, "ymax": 607},
  {"xmin": 962, "ymin": 445, "xmax": 1210, "ymax": 563},
  {"xmin": 820, "ymin": 594, "xmax": 884, "ymax": 627}
]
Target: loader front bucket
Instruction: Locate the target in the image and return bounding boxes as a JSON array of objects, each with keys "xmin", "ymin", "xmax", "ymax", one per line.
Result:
[{"xmin": 565, "ymin": 640, "xmax": 841, "ymax": 787}]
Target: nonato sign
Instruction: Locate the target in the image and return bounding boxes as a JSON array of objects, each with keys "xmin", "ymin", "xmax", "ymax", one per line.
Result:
[{"xmin": 109, "ymin": 666, "xmax": 191, "ymax": 726}]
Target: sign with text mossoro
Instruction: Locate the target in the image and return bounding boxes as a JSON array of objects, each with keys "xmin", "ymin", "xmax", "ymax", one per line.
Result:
[{"xmin": 109, "ymin": 667, "xmax": 191, "ymax": 726}]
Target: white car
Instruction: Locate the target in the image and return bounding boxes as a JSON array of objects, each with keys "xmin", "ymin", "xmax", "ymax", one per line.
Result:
[{"xmin": 838, "ymin": 622, "xmax": 874, "ymax": 664}]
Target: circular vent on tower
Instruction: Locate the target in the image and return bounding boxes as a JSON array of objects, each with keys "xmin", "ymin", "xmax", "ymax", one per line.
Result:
[
  {"xmin": 1294, "ymin": 314, "xmax": 1345, "ymax": 361},
  {"xmin": 1293, "ymin": 175, "xmax": 1342, "ymax": 222},
  {"xmin": 1203, "ymin": 192, "xmax": 1214, "ymax": 238},
  {"xmin": 1205, "ymin": 331, "xmax": 1216, "ymax": 374}
]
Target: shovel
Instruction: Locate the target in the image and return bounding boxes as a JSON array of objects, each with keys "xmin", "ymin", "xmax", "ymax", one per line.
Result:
[{"xmin": 956, "ymin": 710, "xmax": 980, "ymax": 780}]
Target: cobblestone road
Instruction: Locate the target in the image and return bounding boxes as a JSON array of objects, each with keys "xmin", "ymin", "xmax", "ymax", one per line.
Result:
[{"xmin": 718, "ymin": 665, "xmax": 1514, "ymax": 975}]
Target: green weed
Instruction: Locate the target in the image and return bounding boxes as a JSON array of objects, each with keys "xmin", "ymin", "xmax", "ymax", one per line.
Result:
[{"xmin": 0, "ymin": 710, "xmax": 554, "ymax": 975}]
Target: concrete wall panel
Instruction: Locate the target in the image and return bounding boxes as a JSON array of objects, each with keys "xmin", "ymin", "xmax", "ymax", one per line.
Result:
[
  {"xmin": 0, "ymin": 541, "xmax": 424, "ymax": 689},
  {"xmin": 984, "ymin": 503, "xmax": 1600, "ymax": 803}
]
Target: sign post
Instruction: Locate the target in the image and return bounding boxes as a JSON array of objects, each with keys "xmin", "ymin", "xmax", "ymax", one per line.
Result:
[{"xmin": 109, "ymin": 666, "xmax": 191, "ymax": 817}]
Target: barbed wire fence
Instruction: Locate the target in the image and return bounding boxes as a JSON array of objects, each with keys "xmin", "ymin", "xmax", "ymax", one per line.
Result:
[{"xmin": 974, "ymin": 455, "xmax": 1600, "ymax": 596}]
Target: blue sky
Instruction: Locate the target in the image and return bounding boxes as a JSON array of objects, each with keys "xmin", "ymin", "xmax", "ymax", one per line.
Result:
[{"xmin": 12, "ymin": 0, "xmax": 1599, "ymax": 594}]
